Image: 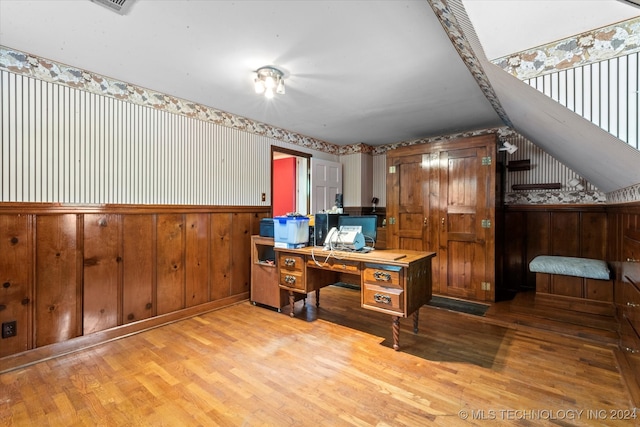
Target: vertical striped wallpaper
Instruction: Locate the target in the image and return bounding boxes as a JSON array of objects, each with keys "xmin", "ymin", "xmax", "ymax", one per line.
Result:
[
  {"xmin": 0, "ymin": 70, "xmax": 333, "ymax": 206},
  {"xmin": 525, "ymin": 52, "xmax": 639, "ymax": 150},
  {"xmin": 503, "ymin": 133, "xmax": 598, "ymax": 192},
  {"xmin": 339, "ymin": 153, "xmax": 362, "ymax": 207},
  {"xmin": 340, "ymin": 152, "xmax": 375, "ymax": 207},
  {"xmin": 0, "ymin": 67, "xmax": 613, "ymax": 208},
  {"xmin": 372, "ymin": 154, "xmax": 386, "ymax": 207}
]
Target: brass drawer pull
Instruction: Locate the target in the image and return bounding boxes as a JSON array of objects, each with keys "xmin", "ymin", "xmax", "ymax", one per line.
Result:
[
  {"xmin": 284, "ymin": 258, "xmax": 296, "ymax": 267},
  {"xmin": 373, "ymin": 293, "xmax": 392, "ymax": 304},
  {"xmin": 627, "ymin": 258, "xmax": 639, "ymax": 262},
  {"xmin": 624, "ymin": 346, "xmax": 640, "ymax": 354},
  {"xmin": 284, "ymin": 275, "xmax": 297, "ymax": 285},
  {"xmin": 626, "ymin": 302, "xmax": 640, "ymax": 308},
  {"xmin": 373, "ymin": 271, "xmax": 391, "ymax": 282}
]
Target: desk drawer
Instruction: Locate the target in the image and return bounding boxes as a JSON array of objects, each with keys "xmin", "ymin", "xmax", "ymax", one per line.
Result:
[
  {"xmin": 308, "ymin": 258, "xmax": 360, "ymax": 274},
  {"xmin": 363, "ymin": 266, "xmax": 402, "ymax": 289},
  {"xmin": 279, "ymin": 253, "xmax": 305, "ymax": 273},
  {"xmin": 362, "ymin": 283, "xmax": 403, "ymax": 314},
  {"xmin": 279, "ymin": 271, "xmax": 305, "ymax": 291}
]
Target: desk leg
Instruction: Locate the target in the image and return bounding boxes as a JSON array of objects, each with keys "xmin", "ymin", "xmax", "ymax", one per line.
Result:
[
  {"xmin": 392, "ymin": 316, "xmax": 400, "ymax": 351},
  {"xmin": 315, "ymin": 289, "xmax": 320, "ymax": 307},
  {"xmin": 288, "ymin": 291, "xmax": 295, "ymax": 318},
  {"xmin": 413, "ymin": 310, "xmax": 419, "ymax": 333}
]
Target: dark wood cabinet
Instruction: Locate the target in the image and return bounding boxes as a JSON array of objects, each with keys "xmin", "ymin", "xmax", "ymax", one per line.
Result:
[{"xmin": 386, "ymin": 135, "xmax": 497, "ymax": 302}]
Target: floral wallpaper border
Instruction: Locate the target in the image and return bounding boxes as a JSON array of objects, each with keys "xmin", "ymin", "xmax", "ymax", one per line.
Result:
[
  {"xmin": 492, "ymin": 16, "xmax": 640, "ymax": 80},
  {"xmin": 0, "ymin": 45, "xmax": 343, "ymax": 156},
  {"xmin": 504, "ymin": 191, "xmax": 607, "ymax": 205}
]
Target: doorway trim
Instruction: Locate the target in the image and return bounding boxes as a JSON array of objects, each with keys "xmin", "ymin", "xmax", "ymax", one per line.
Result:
[{"xmin": 271, "ymin": 146, "xmax": 311, "ymax": 216}]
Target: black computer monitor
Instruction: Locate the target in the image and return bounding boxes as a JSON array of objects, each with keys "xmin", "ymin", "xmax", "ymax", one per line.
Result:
[{"xmin": 338, "ymin": 215, "xmax": 377, "ymax": 246}]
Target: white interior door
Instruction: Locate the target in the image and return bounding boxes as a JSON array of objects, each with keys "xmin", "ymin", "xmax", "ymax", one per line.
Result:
[{"xmin": 311, "ymin": 158, "xmax": 342, "ymax": 214}]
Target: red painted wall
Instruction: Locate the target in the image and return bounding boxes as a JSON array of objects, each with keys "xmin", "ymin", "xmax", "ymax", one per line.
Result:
[{"xmin": 273, "ymin": 158, "xmax": 296, "ymax": 216}]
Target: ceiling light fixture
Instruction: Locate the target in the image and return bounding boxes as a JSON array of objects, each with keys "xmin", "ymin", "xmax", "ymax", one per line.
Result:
[
  {"xmin": 254, "ymin": 66, "xmax": 285, "ymax": 99},
  {"xmin": 498, "ymin": 141, "xmax": 518, "ymax": 154}
]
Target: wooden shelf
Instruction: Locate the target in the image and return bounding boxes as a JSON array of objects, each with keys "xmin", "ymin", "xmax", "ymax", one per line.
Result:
[
  {"xmin": 506, "ymin": 159, "xmax": 531, "ymax": 171},
  {"xmin": 251, "ymin": 235, "xmax": 290, "ymax": 310},
  {"xmin": 512, "ymin": 183, "xmax": 562, "ymax": 191}
]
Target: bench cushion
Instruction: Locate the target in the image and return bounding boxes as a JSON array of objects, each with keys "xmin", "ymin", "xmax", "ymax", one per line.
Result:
[{"xmin": 529, "ymin": 256, "xmax": 610, "ymax": 280}]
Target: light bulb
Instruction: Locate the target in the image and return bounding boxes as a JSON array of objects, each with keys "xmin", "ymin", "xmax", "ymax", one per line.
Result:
[
  {"xmin": 264, "ymin": 75, "xmax": 275, "ymax": 89},
  {"xmin": 276, "ymin": 79, "xmax": 285, "ymax": 95},
  {"xmin": 254, "ymin": 78, "xmax": 265, "ymax": 94},
  {"xmin": 264, "ymin": 87, "xmax": 274, "ymax": 99}
]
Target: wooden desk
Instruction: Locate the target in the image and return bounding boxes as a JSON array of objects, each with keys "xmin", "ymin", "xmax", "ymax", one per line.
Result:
[{"xmin": 275, "ymin": 246, "xmax": 436, "ymax": 350}]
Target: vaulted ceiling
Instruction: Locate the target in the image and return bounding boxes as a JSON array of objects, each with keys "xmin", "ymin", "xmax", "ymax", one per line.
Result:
[{"xmin": 0, "ymin": 0, "xmax": 639, "ymax": 193}]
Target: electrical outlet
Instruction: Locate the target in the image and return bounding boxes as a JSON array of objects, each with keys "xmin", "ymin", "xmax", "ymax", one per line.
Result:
[
  {"xmin": 2, "ymin": 321, "xmax": 17, "ymax": 338},
  {"xmin": 481, "ymin": 282, "xmax": 491, "ymax": 291}
]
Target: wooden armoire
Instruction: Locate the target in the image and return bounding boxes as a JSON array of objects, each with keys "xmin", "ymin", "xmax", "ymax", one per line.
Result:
[{"xmin": 386, "ymin": 134, "xmax": 497, "ymax": 302}]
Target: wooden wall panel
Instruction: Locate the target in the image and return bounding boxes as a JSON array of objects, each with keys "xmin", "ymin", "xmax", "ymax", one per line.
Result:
[
  {"xmin": 185, "ymin": 213, "xmax": 210, "ymax": 307},
  {"xmin": 0, "ymin": 215, "xmax": 32, "ymax": 357},
  {"xmin": 156, "ymin": 214, "xmax": 185, "ymax": 315},
  {"xmin": 524, "ymin": 211, "xmax": 550, "ymax": 289},
  {"xmin": 551, "ymin": 212, "xmax": 580, "ymax": 256},
  {"xmin": 83, "ymin": 214, "xmax": 120, "ymax": 335},
  {"xmin": 211, "ymin": 213, "xmax": 232, "ymax": 301},
  {"xmin": 0, "ymin": 204, "xmax": 268, "ymax": 363},
  {"xmin": 230, "ymin": 213, "xmax": 251, "ymax": 296},
  {"xmin": 122, "ymin": 215, "xmax": 154, "ymax": 324},
  {"xmin": 581, "ymin": 212, "xmax": 607, "ymax": 259},
  {"xmin": 503, "ymin": 211, "xmax": 525, "ymax": 290},
  {"xmin": 504, "ymin": 206, "xmax": 608, "ymax": 291},
  {"xmin": 35, "ymin": 215, "xmax": 80, "ymax": 347}
]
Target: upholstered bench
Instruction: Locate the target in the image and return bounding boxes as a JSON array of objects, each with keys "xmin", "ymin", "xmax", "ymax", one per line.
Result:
[{"xmin": 529, "ymin": 256, "xmax": 613, "ymax": 312}]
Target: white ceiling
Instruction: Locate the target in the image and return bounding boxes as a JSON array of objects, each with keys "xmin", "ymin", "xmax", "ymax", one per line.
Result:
[
  {"xmin": 0, "ymin": 0, "xmax": 639, "ymax": 191},
  {"xmin": 0, "ymin": 0, "xmax": 502, "ymax": 146},
  {"xmin": 464, "ymin": 0, "xmax": 639, "ymax": 59}
]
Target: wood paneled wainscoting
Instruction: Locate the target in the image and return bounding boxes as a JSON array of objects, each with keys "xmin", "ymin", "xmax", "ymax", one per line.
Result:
[
  {"xmin": 502, "ymin": 205, "xmax": 608, "ymax": 294},
  {"xmin": 0, "ymin": 203, "xmax": 270, "ymax": 372}
]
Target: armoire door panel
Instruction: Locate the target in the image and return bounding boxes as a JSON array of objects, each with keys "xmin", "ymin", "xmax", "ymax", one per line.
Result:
[
  {"xmin": 389, "ymin": 154, "xmax": 430, "ymax": 244},
  {"xmin": 441, "ymin": 145, "xmax": 492, "ymax": 300},
  {"xmin": 446, "ymin": 241, "xmax": 474, "ymax": 297}
]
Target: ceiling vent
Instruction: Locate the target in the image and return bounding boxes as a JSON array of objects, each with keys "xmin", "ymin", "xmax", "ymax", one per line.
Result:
[{"xmin": 89, "ymin": 0, "xmax": 136, "ymax": 15}]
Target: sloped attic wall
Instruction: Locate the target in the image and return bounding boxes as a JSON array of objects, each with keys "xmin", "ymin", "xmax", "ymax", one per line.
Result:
[{"xmin": 449, "ymin": 0, "xmax": 640, "ymax": 203}]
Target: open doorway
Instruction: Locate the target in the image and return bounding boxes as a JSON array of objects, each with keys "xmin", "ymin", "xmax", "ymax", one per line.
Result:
[{"xmin": 271, "ymin": 147, "xmax": 310, "ymax": 217}]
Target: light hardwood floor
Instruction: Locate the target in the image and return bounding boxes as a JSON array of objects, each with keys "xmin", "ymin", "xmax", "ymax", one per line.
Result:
[{"xmin": 1, "ymin": 286, "xmax": 637, "ymax": 426}]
